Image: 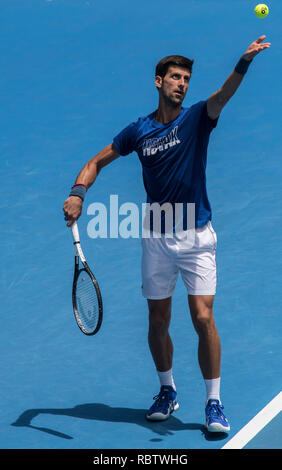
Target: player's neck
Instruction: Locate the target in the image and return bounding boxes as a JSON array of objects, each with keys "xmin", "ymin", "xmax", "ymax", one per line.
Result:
[{"xmin": 155, "ymin": 103, "xmax": 182, "ymax": 125}]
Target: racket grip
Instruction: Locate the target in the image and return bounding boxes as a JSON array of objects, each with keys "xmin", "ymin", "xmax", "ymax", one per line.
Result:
[
  {"xmin": 71, "ymin": 221, "xmax": 86, "ymax": 262},
  {"xmin": 71, "ymin": 221, "xmax": 80, "ymax": 243}
]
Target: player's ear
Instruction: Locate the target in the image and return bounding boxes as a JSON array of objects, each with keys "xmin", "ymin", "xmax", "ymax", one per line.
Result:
[{"xmin": 155, "ymin": 75, "xmax": 162, "ymax": 90}]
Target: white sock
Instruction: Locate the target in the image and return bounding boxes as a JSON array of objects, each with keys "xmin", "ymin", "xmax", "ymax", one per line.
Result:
[
  {"xmin": 157, "ymin": 368, "xmax": 176, "ymax": 391},
  {"xmin": 205, "ymin": 377, "xmax": 221, "ymax": 404}
]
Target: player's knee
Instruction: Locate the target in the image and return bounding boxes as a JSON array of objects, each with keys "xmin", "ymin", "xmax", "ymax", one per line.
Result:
[
  {"xmin": 149, "ymin": 310, "xmax": 170, "ymax": 333},
  {"xmin": 193, "ymin": 308, "xmax": 214, "ymax": 334}
]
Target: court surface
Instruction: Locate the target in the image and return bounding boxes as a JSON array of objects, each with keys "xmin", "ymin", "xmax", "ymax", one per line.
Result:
[{"xmin": 1, "ymin": 0, "xmax": 281, "ymax": 450}]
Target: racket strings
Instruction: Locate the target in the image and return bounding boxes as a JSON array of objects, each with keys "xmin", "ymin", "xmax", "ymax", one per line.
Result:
[{"xmin": 76, "ymin": 271, "xmax": 100, "ymax": 333}]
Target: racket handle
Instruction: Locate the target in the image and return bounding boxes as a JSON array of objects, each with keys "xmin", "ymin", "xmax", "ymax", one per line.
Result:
[
  {"xmin": 71, "ymin": 221, "xmax": 80, "ymax": 243},
  {"xmin": 71, "ymin": 221, "xmax": 86, "ymax": 263}
]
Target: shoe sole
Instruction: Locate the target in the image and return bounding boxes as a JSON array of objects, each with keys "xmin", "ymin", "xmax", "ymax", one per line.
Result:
[
  {"xmin": 146, "ymin": 402, "xmax": 179, "ymax": 421},
  {"xmin": 206, "ymin": 421, "xmax": 230, "ymax": 433}
]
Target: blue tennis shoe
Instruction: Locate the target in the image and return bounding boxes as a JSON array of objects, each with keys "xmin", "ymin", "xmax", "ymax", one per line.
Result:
[
  {"xmin": 146, "ymin": 385, "xmax": 179, "ymax": 421},
  {"xmin": 205, "ymin": 399, "xmax": 230, "ymax": 432}
]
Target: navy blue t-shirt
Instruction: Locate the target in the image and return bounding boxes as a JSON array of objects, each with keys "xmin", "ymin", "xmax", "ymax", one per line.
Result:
[{"xmin": 113, "ymin": 100, "xmax": 218, "ymax": 231}]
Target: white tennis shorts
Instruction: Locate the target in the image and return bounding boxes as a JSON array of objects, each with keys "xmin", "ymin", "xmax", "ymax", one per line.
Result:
[{"xmin": 141, "ymin": 221, "xmax": 217, "ymax": 299}]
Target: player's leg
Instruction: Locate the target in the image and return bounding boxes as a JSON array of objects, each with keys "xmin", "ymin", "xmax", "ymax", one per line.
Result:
[
  {"xmin": 188, "ymin": 294, "xmax": 220, "ymax": 381},
  {"xmin": 178, "ymin": 222, "xmax": 230, "ymax": 432},
  {"xmin": 141, "ymin": 234, "xmax": 178, "ymax": 378},
  {"xmin": 188, "ymin": 294, "xmax": 230, "ymax": 432},
  {"xmin": 146, "ymin": 297, "xmax": 179, "ymax": 421},
  {"xmin": 147, "ymin": 297, "xmax": 173, "ymax": 373},
  {"xmin": 141, "ymin": 235, "xmax": 179, "ymax": 421}
]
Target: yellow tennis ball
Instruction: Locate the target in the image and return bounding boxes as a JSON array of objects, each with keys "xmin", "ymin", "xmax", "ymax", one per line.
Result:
[{"xmin": 254, "ymin": 4, "xmax": 269, "ymax": 18}]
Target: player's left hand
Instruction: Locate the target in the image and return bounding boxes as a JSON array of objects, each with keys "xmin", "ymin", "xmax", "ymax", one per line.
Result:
[{"xmin": 243, "ymin": 35, "xmax": 271, "ymax": 61}]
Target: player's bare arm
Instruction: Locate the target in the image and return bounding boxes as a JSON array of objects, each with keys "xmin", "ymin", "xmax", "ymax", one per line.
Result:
[
  {"xmin": 63, "ymin": 143, "xmax": 120, "ymax": 226},
  {"xmin": 207, "ymin": 35, "xmax": 271, "ymax": 120}
]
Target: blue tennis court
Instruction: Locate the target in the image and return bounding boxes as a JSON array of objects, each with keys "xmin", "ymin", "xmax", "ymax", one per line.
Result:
[{"xmin": 1, "ymin": 0, "xmax": 281, "ymax": 450}]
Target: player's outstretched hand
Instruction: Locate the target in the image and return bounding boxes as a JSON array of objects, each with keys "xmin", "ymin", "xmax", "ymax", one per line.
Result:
[
  {"xmin": 63, "ymin": 196, "xmax": 82, "ymax": 227},
  {"xmin": 243, "ymin": 35, "xmax": 271, "ymax": 61}
]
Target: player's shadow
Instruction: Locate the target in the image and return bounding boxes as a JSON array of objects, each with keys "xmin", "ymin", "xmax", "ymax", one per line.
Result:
[{"xmin": 11, "ymin": 403, "xmax": 227, "ymax": 442}]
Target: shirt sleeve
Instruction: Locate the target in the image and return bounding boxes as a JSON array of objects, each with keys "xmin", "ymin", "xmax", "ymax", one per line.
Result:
[
  {"xmin": 113, "ymin": 121, "xmax": 138, "ymax": 156},
  {"xmin": 203, "ymin": 99, "xmax": 219, "ymax": 132}
]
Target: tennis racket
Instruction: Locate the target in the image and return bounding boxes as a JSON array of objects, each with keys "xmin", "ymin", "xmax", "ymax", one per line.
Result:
[{"xmin": 71, "ymin": 221, "xmax": 103, "ymax": 335}]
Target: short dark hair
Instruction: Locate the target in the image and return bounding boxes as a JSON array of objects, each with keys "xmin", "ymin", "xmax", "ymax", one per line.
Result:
[{"xmin": 155, "ymin": 55, "xmax": 194, "ymax": 78}]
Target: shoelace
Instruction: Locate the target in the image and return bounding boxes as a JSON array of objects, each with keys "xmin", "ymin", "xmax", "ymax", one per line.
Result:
[
  {"xmin": 152, "ymin": 390, "xmax": 173, "ymax": 409},
  {"xmin": 207, "ymin": 402, "xmax": 224, "ymax": 418},
  {"xmin": 153, "ymin": 392, "xmax": 167, "ymax": 402}
]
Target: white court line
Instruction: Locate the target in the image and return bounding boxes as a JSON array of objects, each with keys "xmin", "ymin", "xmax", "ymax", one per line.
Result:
[{"xmin": 222, "ymin": 391, "xmax": 282, "ymax": 449}]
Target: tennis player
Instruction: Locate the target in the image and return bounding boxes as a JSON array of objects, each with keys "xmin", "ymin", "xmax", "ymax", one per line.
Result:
[{"xmin": 63, "ymin": 36, "xmax": 270, "ymax": 432}]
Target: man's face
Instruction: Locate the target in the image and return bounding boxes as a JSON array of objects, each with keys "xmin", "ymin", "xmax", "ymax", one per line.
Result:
[{"xmin": 155, "ymin": 65, "xmax": 191, "ymax": 106}]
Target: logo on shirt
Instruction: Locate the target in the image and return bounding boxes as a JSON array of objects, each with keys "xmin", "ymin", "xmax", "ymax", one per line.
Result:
[{"xmin": 142, "ymin": 126, "xmax": 181, "ymax": 157}]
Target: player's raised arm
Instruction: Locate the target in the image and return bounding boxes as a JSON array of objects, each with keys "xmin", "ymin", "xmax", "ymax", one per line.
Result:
[
  {"xmin": 207, "ymin": 35, "xmax": 271, "ymax": 120},
  {"xmin": 63, "ymin": 143, "xmax": 120, "ymax": 226}
]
